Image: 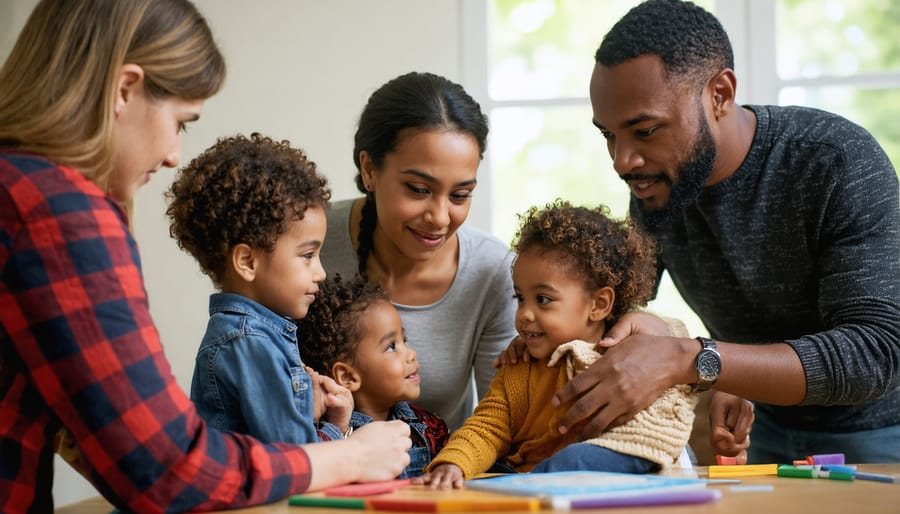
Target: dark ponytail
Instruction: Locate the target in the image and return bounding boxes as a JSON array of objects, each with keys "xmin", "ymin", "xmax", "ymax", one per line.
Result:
[{"xmin": 357, "ymin": 191, "xmax": 378, "ymax": 276}]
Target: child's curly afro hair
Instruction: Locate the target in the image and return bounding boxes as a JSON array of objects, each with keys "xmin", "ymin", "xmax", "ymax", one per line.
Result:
[
  {"xmin": 297, "ymin": 273, "xmax": 390, "ymax": 375},
  {"xmin": 511, "ymin": 199, "xmax": 657, "ymax": 322},
  {"xmin": 166, "ymin": 132, "xmax": 330, "ymax": 286}
]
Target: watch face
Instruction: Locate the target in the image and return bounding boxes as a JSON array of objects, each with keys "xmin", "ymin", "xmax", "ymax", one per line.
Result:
[{"xmin": 697, "ymin": 350, "xmax": 721, "ymax": 380}]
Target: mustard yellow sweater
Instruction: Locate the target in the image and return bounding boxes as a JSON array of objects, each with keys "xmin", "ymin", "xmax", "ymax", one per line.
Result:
[{"xmin": 427, "ymin": 340, "xmax": 698, "ymax": 479}]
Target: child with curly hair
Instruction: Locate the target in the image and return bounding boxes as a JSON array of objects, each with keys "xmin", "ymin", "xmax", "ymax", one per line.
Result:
[
  {"xmin": 297, "ymin": 274, "xmax": 449, "ymax": 478},
  {"xmin": 166, "ymin": 132, "xmax": 354, "ymax": 444},
  {"xmin": 424, "ymin": 200, "xmax": 700, "ymax": 488}
]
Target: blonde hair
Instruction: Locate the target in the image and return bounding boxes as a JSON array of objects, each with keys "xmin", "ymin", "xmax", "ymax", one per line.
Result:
[{"xmin": 0, "ymin": 0, "xmax": 225, "ymax": 190}]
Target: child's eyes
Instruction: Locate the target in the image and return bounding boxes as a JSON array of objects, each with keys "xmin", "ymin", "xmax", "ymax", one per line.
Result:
[
  {"xmin": 512, "ymin": 293, "xmax": 553, "ymax": 305},
  {"xmin": 386, "ymin": 342, "xmax": 396, "ymax": 352}
]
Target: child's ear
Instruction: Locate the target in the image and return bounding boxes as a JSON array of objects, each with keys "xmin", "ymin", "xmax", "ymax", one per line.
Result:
[
  {"xmin": 589, "ymin": 286, "xmax": 615, "ymax": 321},
  {"xmin": 332, "ymin": 362, "xmax": 362, "ymax": 392},
  {"xmin": 231, "ymin": 243, "xmax": 257, "ymax": 282}
]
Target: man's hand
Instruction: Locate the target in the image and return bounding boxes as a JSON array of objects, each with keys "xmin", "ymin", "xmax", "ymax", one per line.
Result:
[
  {"xmin": 709, "ymin": 391, "xmax": 754, "ymax": 461},
  {"xmin": 597, "ymin": 311, "xmax": 673, "ymax": 348},
  {"xmin": 552, "ymin": 312, "xmax": 684, "ymax": 438}
]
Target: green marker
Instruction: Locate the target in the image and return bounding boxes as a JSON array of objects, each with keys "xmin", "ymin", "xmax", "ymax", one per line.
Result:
[
  {"xmin": 289, "ymin": 495, "xmax": 366, "ymax": 509},
  {"xmin": 778, "ymin": 465, "xmax": 816, "ymax": 478}
]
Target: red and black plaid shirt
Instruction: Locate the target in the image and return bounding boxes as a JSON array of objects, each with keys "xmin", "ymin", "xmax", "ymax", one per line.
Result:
[{"xmin": 0, "ymin": 152, "xmax": 312, "ymax": 513}]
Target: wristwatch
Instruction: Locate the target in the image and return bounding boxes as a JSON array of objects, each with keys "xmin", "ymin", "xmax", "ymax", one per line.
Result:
[{"xmin": 692, "ymin": 336, "xmax": 721, "ymax": 393}]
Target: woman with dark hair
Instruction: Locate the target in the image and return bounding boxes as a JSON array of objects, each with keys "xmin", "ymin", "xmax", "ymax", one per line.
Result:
[{"xmin": 322, "ymin": 72, "xmax": 517, "ymax": 431}]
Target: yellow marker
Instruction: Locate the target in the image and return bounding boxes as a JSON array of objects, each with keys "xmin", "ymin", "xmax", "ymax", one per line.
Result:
[{"xmin": 709, "ymin": 464, "xmax": 779, "ymax": 478}]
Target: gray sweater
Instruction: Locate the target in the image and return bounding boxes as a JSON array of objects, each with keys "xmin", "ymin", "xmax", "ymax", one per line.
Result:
[
  {"xmin": 321, "ymin": 199, "xmax": 518, "ymax": 430},
  {"xmin": 634, "ymin": 105, "xmax": 899, "ymax": 431}
]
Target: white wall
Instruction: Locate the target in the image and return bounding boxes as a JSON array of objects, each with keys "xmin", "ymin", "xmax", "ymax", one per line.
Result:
[{"xmin": 1, "ymin": 0, "xmax": 473, "ymax": 507}]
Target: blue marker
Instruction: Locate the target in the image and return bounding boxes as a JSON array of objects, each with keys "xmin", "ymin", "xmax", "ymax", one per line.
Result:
[{"xmin": 854, "ymin": 471, "xmax": 899, "ymax": 484}]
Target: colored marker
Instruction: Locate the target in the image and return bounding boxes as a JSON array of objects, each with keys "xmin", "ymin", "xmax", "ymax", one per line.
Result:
[
  {"xmin": 288, "ymin": 495, "xmax": 366, "ymax": 509},
  {"xmin": 777, "ymin": 465, "xmax": 854, "ymax": 481},
  {"xmin": 821, "ymin": 464, "xmax": 858, "ymax": 474},
  {"xmin": 808, "ymin": 453, "xmax": 845, "ymax": 465},
  {"xmin": 324, "ymin": 478, "xmax": 411, "ymax": 497},
  {"xmin": 716, "ymin": 455, "xmax": 738, "ymax": 465},
  {"xmin": 551, "ymin": 488, "xmax": 722, "ymax": 510},
  {"xmin": 817, "ymin": 469, "xmax": 855, "ymax": 481},
  {"xmin": 709, "ymin": 463, "xmax": 779, "ymax": 478},
  {"xmin": 778, "ymin": 465, "xmax": 817, "ymax": 479},
  {"xmin": 854, "ymin": 471, "xmax": 900, "ymax": 484},
  {"xmin": 367, "ymin": 497, "xmax": 541, "ymax": 512}
]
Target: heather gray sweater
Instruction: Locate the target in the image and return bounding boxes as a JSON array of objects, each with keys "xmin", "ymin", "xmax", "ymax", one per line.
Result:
[
  {"xmin": 321, "ymin": 199, "xmax": 518, "ymax": 431},
  {"xmin": 634, "ymin": 105, "xmax": 899, "ymax": 432}
]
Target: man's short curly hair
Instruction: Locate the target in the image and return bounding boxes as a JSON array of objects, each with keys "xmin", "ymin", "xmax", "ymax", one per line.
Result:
[
  {"xmin": 511, "ymin": 199, "xmax": 657, "ymax": 322},
  {"xmin": 297, "ymin": 274, "xmax": 390, "ymax": 375},
  {"xmin": 166, "ymin": 132, "xmax": 331, "ymax": 286},
  {"xmin": 596, "ymin": 0, "xmax": 733, "ymax": 90}
]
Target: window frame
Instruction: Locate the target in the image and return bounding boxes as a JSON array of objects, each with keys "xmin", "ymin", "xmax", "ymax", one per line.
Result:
[{"xmin": 460, "ymin": 0, "xmax": 900, "ymax": 231}]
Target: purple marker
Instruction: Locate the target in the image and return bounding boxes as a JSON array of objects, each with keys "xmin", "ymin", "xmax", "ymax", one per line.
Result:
[
  {"xmin": 552, "ymin": 488, "xmax": 723, "ymax": 510},
  {"xmin": 810, "ymin": 453, "xmax": 845, "ymax": 465}
]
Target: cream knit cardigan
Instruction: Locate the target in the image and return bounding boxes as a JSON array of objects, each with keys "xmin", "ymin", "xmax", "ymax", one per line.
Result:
[{"xmin": 547, "ymin": 319, "xmax": 699, "ymax": 467}]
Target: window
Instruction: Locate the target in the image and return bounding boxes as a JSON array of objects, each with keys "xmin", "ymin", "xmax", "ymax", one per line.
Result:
[
  {"xmin": 462, "ymin": 0, "xmax": 899, "ymax": 338},
  {"xmin": 774, "ymin": 0, "xmax": 900, "ymax": 165}
]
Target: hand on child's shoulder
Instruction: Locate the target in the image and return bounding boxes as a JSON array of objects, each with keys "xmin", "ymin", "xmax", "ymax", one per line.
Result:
[{"xmin": 492, "ymin": 336, "xmax": 533, "ymax": 368}]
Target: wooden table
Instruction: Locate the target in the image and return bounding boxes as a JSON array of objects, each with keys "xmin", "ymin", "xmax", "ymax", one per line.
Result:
[{"xmin": 56, "ymin": 464, "xmax": 900, "ymax": 513}]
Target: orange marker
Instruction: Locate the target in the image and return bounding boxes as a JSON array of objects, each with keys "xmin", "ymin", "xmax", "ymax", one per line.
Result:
[{"xmin": 716, "ymin": 455, "xmax": 738, "ymax": 465}]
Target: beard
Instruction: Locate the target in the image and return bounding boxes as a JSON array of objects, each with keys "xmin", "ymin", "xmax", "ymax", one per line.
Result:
[{"xmin": 628, "ymin": 115, "xmax": 717, "ymax": 233}]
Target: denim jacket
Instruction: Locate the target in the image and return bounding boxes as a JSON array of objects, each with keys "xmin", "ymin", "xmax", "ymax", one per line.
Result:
[
  {"xmin": 349, "ymin": 402, "xmax": 449, "ymax": 478},
  {"xmin": 191, "ymin": 293, "xmax": 342, "ymax": 443}
]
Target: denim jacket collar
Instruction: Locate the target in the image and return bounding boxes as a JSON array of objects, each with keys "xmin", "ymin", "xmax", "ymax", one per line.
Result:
[
  {"xmin": 208, "ymin": 292, "xmax": 298, "ymax": 337},
  {"xmin": 349, "ymin": 401, "xmax": 420, "ymax": 426}
]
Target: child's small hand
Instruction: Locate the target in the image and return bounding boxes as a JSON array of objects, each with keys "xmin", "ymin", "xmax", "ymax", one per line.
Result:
[
  {"xmin": 709, "ymin": 391, "xmax": 754, "ymax": 460},
  {"xmin": 306, "ymin": 368, "xmax": 328, "ymax": 422},
  {"xmin": 492, "ymin": 335, "xmax": 532, "ymax": 368},
  {"xmin": 421, "ymin": 464, "xmax": 464, "ymax": 489},
  {"xmin": 320, "ymin": 374, "xmax": 354, "ymax": 434}
]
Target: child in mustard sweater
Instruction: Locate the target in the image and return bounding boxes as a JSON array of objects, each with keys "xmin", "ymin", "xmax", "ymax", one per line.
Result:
[{"xmin": 424, "ymin": 200, "xmax": 698, "ymax": 488}]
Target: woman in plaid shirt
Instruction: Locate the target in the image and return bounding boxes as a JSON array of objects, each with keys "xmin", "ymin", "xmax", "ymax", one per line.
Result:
[{"xmin": 0, "ymin": 1, "xmax": 410, "ymax": 512}]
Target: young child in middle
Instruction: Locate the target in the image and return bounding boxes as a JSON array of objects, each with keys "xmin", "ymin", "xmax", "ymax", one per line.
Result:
[
  {"xmin": 297, "ymin": 274, "xmax": 449, "ymax": 478},
  {"xmin": 424, "ymin": 199, "xmax": 699, "ymax": 488},
  {"xmin": 166, "ymin": 132, "xmax": 353, "ymax": 444}
]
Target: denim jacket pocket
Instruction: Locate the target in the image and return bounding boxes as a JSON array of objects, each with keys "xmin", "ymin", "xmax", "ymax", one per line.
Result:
[
  {"xmin": 290, "ymin": 366, "xmax": 313, "ymax": 413},
  {"xmin": 399, "ymin": 445, "xmax": 433, "ymax": 478}
]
